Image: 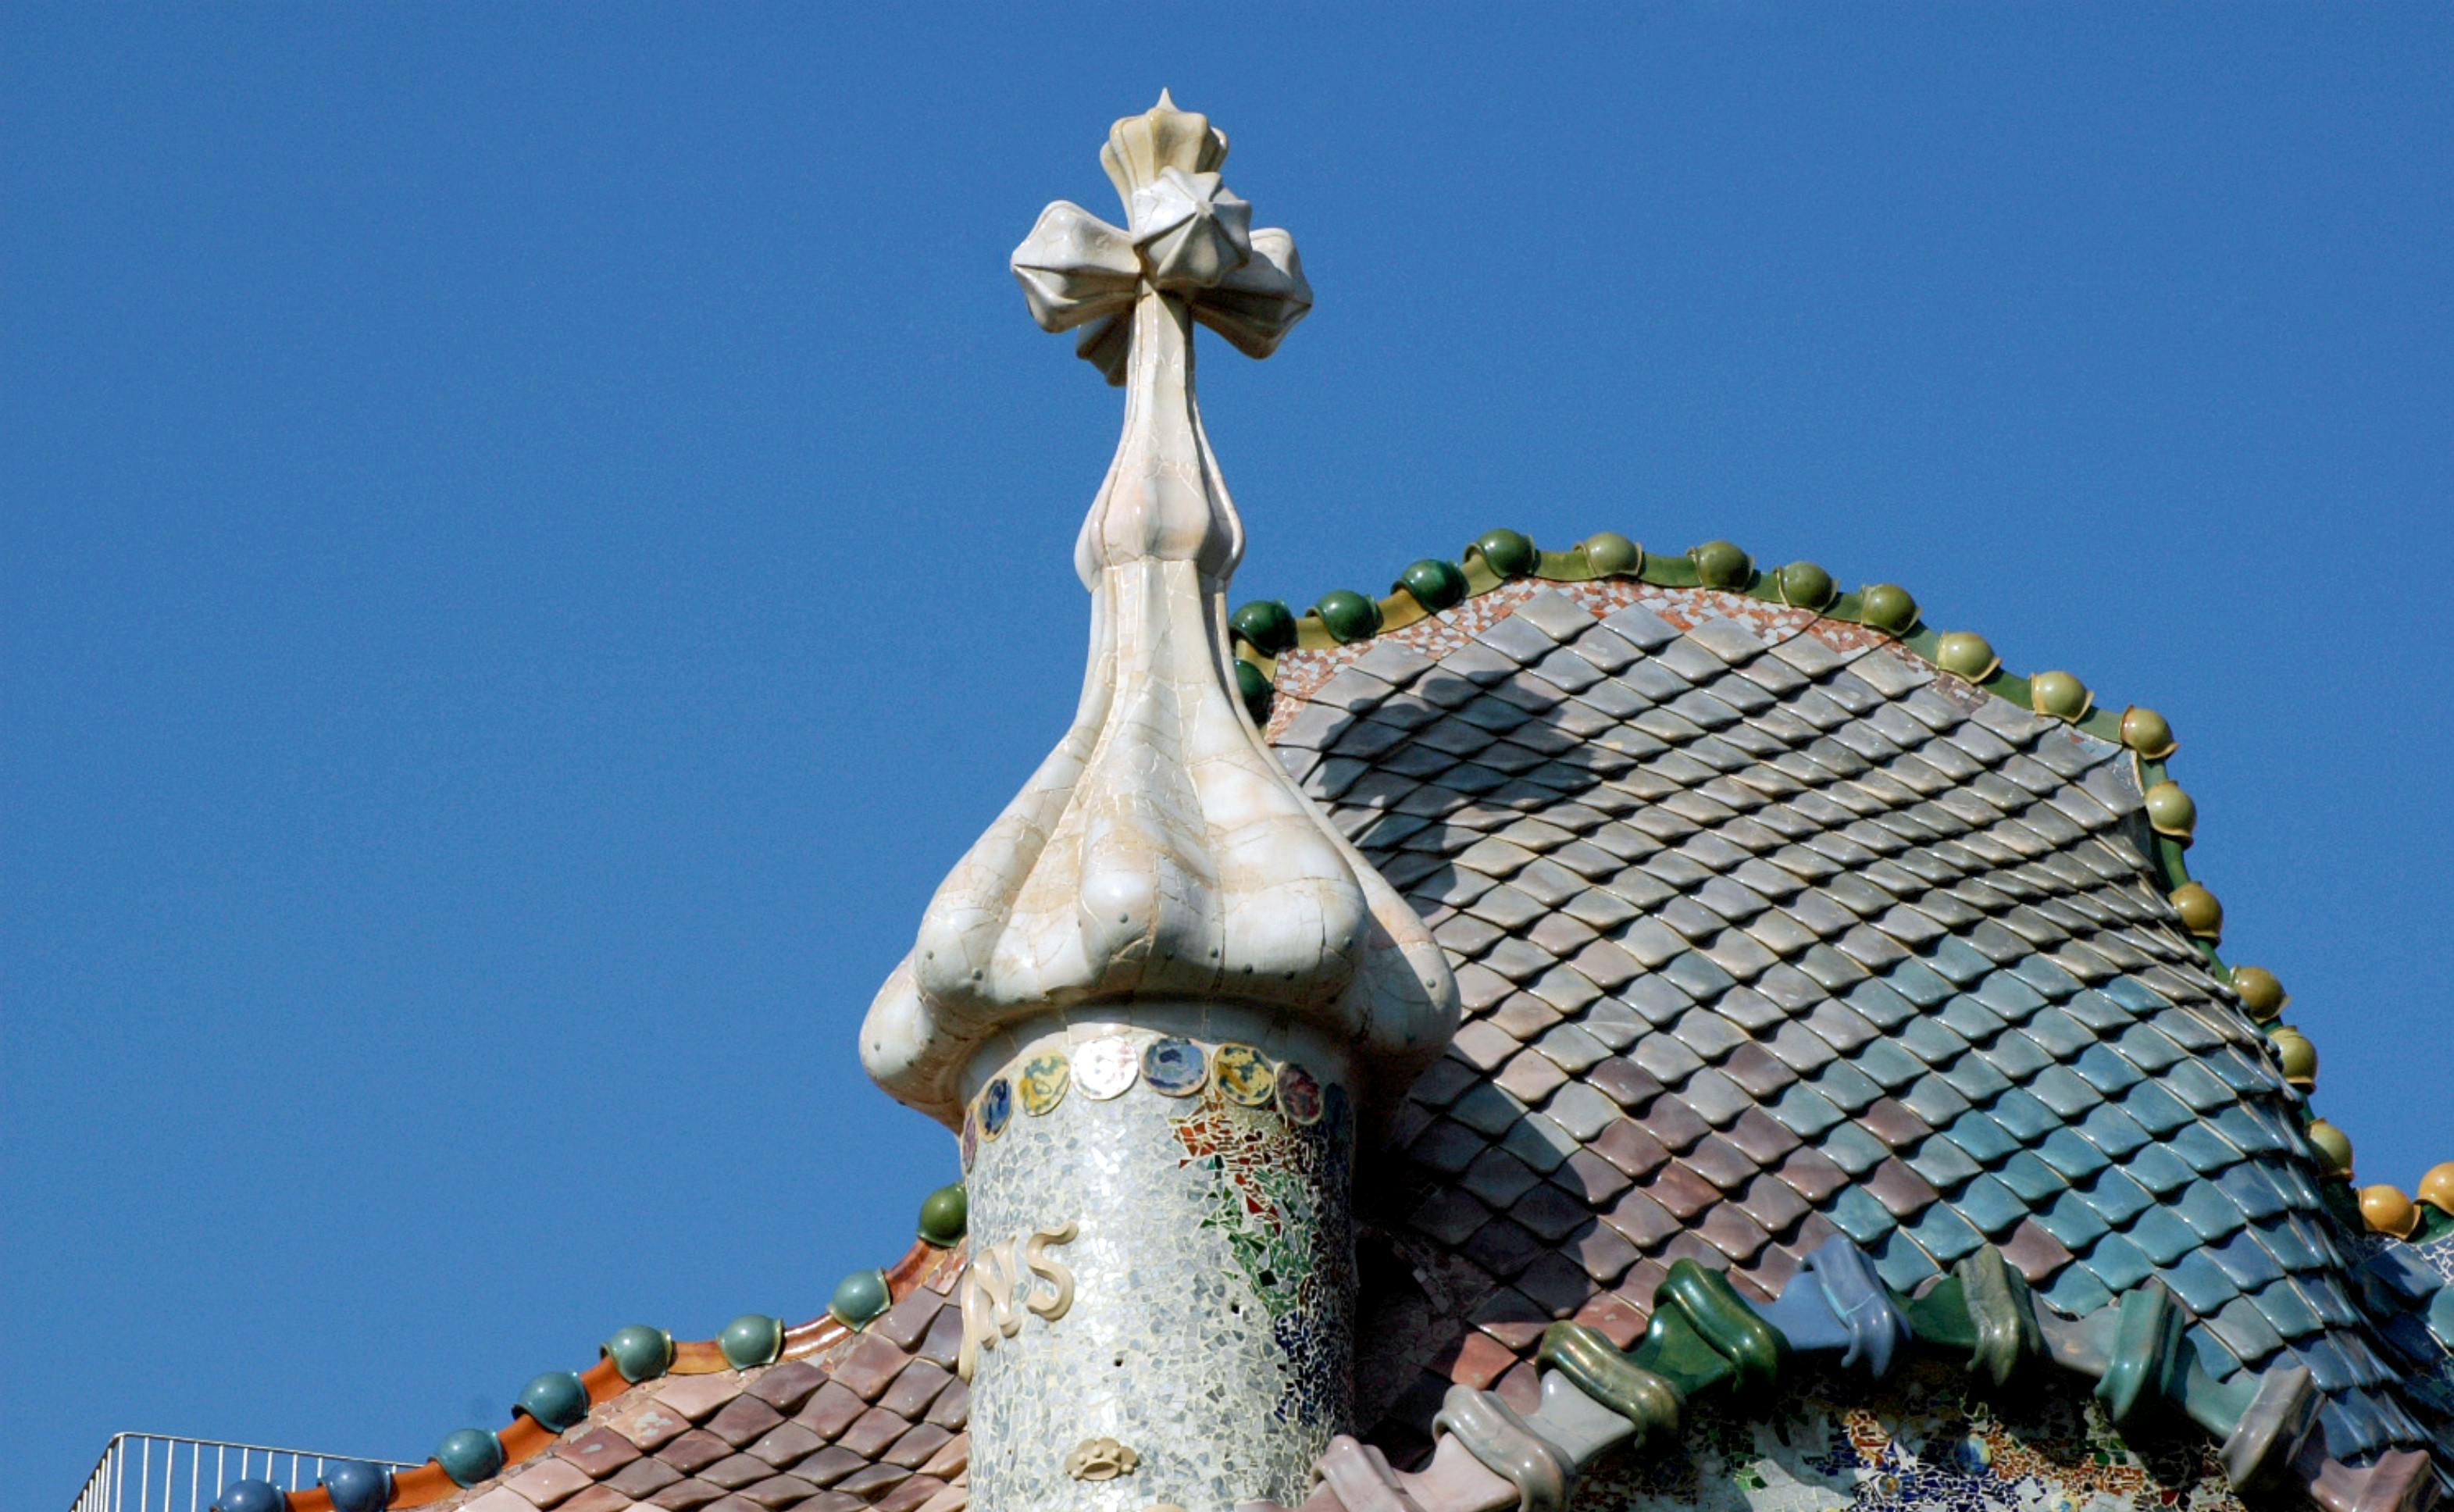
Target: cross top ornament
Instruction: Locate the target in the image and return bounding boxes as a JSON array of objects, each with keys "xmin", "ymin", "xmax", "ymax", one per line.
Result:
[
  {"xmin": 860, "ymin": 95, "xmax": 1455, "ymax": 1137},
  {"xmin": 1012, "ymin": 92, "xmax": 1312, "ymax": 587}
]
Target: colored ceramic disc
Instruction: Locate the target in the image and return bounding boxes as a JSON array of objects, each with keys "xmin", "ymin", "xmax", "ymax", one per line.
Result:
[
  {"xmin": 979, "ymin": 1077, "xmax": 1013, "ymax": 1139},
  {"xmin": 1019, "ymin": 1052, "xmax": 1071, "ymax": 1115},
  {"xmin": 1143, "ymin": 1036, "xmax": 1207, "ymax": 1097},
  {"xmin": 1275, "ymin": 1061, "xmax": 1324, "ymax": 1125},
  {"xmin": 1074, "ymin": 1036, "xmax": 1140, "ymax": 1100},
  {"xmin": 1213, "ymin": 1044, "xmax": 1275, "ymax": 1107}
]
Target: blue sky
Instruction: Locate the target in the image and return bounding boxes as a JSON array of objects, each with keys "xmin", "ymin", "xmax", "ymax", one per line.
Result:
[{"xmin": 5, "ymin": 2, "xmax": 2449, "ymax": 1496}]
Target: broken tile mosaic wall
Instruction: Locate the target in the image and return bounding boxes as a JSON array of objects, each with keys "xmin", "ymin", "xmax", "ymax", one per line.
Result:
[
  {"xmin": 1569, "ymin": 1356, "xmax": 2245, "ymax": 1512},
  {"xmin": 964, "ymin": 1025, "xmax": 1357, "ymax": 1512}
]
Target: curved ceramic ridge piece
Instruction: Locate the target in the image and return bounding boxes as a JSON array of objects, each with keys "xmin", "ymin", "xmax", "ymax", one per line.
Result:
[
  {"xmin": 1525, "ymin": 1369, "xmax": 1636, "ymax": 1464},
  {"xmin": 862, "ymin": 98, "xmax": 1454, "ymax": 1131},
  {"xmin": 2307, "ymin": 1449, "xmax": 2444, "ymax": 1512},
  {"xmin": 1394, "ymin": 1435, "xmax": 1518, "ymax": 1512},
  {"xmin": 1953, "ymin": 1246, "xmax": 2043, "ymax": 1389},
  {"xmin": 1432, "ymin": 1386, "xmax": 1571, "ymax": 1512},
  {"xmin": 1537, "ymin": 1321, "xmax": 1681, "ymax": 1446},
  {"xmin": 1315, "ymin": 1435, "xmax": 1429, "ymax": 1512},
  {"xmin": 1657, "ymin": 1259, "xmax": 1789, "ymax": 1396},
  {"xmin": 1805, "ymin": 1236, "xmax": 1912, "ymax": 1379},
  {"xmin": 2218, "ymin": 1364, "xmax": 2318, "ymax": 1492},
  {"xmin": 2095, "ymin": 1280, "xmax": 2189, "ymax": 1428}
]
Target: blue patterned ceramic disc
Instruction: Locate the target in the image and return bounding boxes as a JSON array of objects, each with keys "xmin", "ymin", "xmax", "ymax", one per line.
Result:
[
  {"xmin": 1142, "ymin": 1036, "xmax": 1207, "ymax": 1097},
  {"xmin": 1018, "ymin": 1051, "xmax": 1071, "ymax": 1115},
  {"xmin": 1213, "ymin": 1043, "xmax": 1276, "ymax": 1107},
  {"xmin": 1276, "ymin": 1061, "xmax": 1324, "ymax": 1125},
  {"xmin": 979, "ymin": 1076, "xmax": 1013, "ymax": 1138}
]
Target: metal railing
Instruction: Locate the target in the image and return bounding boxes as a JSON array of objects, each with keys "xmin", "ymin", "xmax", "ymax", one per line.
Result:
[{"xmin": 71, "ymin": 1435, "xmax": 419, "ymax": 1512}]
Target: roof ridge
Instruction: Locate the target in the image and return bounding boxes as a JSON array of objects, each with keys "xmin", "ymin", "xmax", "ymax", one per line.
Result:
[
  {"xmin": 211, "ymin": 1184, "xmax": 969, "ymax": 1512},
  {"xmin": 1225, "ymin": 530, "xmax": 2438, "ymax": 1231}
]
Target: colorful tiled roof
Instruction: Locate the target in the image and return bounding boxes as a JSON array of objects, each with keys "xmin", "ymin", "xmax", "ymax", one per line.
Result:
[{"xmin": 1243, "ymin": 554, "xmax": 2447, "ymax": 1477}]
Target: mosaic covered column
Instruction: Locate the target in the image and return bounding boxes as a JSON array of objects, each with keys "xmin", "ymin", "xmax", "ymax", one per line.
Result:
[
  {"xmin": 958, "ymin": 1013, "xmax": 1356, "ymax": 1512},
  {"xmin": 861, "ymin": 97, "xmax": 1457, "ymax": 1512}
]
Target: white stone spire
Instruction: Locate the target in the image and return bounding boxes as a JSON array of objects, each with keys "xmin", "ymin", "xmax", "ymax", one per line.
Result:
[{"xmin": 861, "ymin": 94, "xmax": 1459, "ymax": 1132}]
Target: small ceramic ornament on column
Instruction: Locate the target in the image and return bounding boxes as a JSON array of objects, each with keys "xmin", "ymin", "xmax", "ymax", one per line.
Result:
[{"xmin": 863, "ymin": 94, "xmax": 1459, "ymax": 1512}]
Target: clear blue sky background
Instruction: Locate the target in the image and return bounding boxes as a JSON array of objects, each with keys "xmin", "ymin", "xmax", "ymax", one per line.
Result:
[{"xmin": 6, "ymin": 3, "xmax": 2449, "ymax": 1499}]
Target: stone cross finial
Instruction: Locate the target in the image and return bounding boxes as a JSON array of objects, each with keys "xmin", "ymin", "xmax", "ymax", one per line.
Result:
[{"xmin": 1013, "ymin": 91, "xmax": 1312, "ymax": 385}]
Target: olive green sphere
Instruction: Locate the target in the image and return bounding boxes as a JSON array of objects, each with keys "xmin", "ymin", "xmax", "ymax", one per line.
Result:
[
  {"xmin": 2168, "ymin": 881, "xmax": 2223, "ymax": 939},
  {"xmin": 1396, "ymin": 558, "xmax": 1467, "ymax": 611},
  {"xmin": 2231, "ymin": 965, "xmax": 2287, "ymax": 1021},
  {"xmin": 1475, "ymin": 529, "xmax": 1537, "ymax": 579},
  {"xmin": 601, "ymin": 1325, "xmax": 673, "ymax": 1383},
  {"xmin": 1689, "ymin": 540, "xmax": 1752, "ymax": 588},
  {"xmin": 917, "ymin": 1183, "xmax": 968, "ymax": 1246},
  {"xmin": 2142, "ymin": 781, "xmax": 2198, "ymax": 838},
  {"xmin": 1313, "ymin": 590, "xmax": 1383, "ymax": 644},
  {"xmin": 1775, "ymin": 561, "xmax": 1835, "ymax": 610},
  {"xmin": 720, "ymin": 1314, "xmax": 784, "ymax": 1369},
  {"xmin": 829, "ymin": 1268, "xmax": 892, "ymax": 1328},
  {"xmin": 2268, "ymin": 1025, "xmax": 2319, "ymax": 1089},
  {"xmin": 1229, "ymin": 600, "xmax": 1298, "ymax": 654},
  {"xmin": 1932, "ymin": 632, "xmax": 1999, "ymax": 680},
  {"xmin": 1582, "ymin": 533, "xmax": 1641, "ymax": 577},
  {"xmin": 2120, "ymin": 705, "xmax": 2177, "ymax": 758},
  {"xmin": 2306, "ymin": 1118, "xmax": 2354, "ymax": 1179},
  {"xmin": 2028, "ymin": 669, "xmax": 2090, "ymax": 720},
  {"xmin": 516, "ymin": 1371, "xmax": 590, "ymax": 1432},
  {"xmin": 1858, "ymin": 583, "xmax": 1919, "ymax": 635},
  {"xmin": 435, "ymin": 1431, "xmax": 505, "ymax": 1489}
]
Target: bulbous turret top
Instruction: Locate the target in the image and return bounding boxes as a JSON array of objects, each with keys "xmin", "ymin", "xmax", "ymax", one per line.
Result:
[{"xmin": 860, "ymin": 95, "xmax": 1457, "ymax": 1130}]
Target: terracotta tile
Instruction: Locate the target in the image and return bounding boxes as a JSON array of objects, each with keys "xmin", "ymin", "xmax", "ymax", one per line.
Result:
[
  {"xmin": 915, "ymin": 1308, "xmax": 965, "ymax": 1370},
  {"xmin": 697, "ymin": 1496, "xmax": 762, "ymax": 1512},
  {"xmin": 1697, "ymin": 1201, "xmax": 1771, "ymax": 1264},
  {"xmin": 869, "ymin": 1292, "xmax": 945, "ymax": 1353},
  {"xmin": 1600, "ymin": 1185, "xmax": 1679, "ymax": 1248},
  {"xmin": 883, "ymin": 1424, "xmax": 954, "ymax": 1471},
  {"xmin": 829, "ymin": 1335, "xmax": 911, "ymax": 1402},
  {"xmin": 562, "ymin": 1428, "xmax": 644, "ymax": 1480},
  {"xmin": 745, "ymin": 1425, "xmax": 823, "ymax": 1470},
  {"xmin": 647, "ymin": 1480, "xmax": 725, "ymax": 1511},
  {"xmin": 464, "ymin": 1489, "xmax": 533, "ymax": 1512},
  {"xmin": 736, "ymin": 1478, "xmax": 820, "ymax": 1510},
  {"xmin": 1517, "ymin": 1251, "xmax": 1596, "ymax": 1317},
  {"xmin": 507, "ymin": 1457, "xmax": 595, "ymax": 1510},
  {"xmin": 839, "ymin": 1406, "xmax": 909, "ymax": 1459},
  {"xmin": 1494, "ymin": 1360, "xmax": 1543, "ymax": 1415},
  {"xmin": 1568, "ymin": 1218, "xmax": 1639, "ymax": 1285},
  {"xmin": 872, "ymin": 1478, "xmax": 947, "ymax": 1512},
  {"xmin": 1773, "ymin": 1145, "xmax": 1849, "ymax": 1204},
  {"xmin": 1507, "ymin": 1182, "xmax": 1591, "ymax": 1242},
  {"xmin": 794, "ymin": 1383, "xmax": 866, "ymax": 1440},
  {"xmin": 698, "ymin": 1457, "xmax": 772, "ymax": 1492},
  {"xmin": 833, "ymin": 1464, "xmax": 911, "ymax": 1499},
  {"xmin": 653, "ymin": 1375, "xmax": 751, "ymax": 1424},
  {"xmin": 1640, "ymin": 1095, "xmax": 1712, "ymax": 1153},
  {"xmin": 1736, "ymin": 1171, "xmax": 1811, "ymax": 1234},
  {"xmin": 922, "ymin": 1378, "xmax": 968, "ymax": 1430},
  {"xmin": 1864, "ymin": 1157, "xmax": 1939, "ymax": 1218},
  {"xmin": 656, "ymin": 1432, "xmax": 731, "ymax": 1476},
  {"xmin": 1859, "ymin": 1097, "xmax": 1935, "ymax": 1150},
  {"xmin": 1573, "ymin": 1290, "xmax": 1647, "ymax": 1349},
  {"xmin": 1683, "ymin": 1133, "xmax": 1759, "ymax": 1191},
  {"xmin": 1466, "ymin": 1286, "xmax": 1549, "ymax": 1347},
  {"xmin": 1550, "ymin": 1147, "xmax": 1633, "ymax": 1204},
  {"xmin": 2000, "ymin": 1217, "xmax": 2077, "ymax": 1281},
  {"xmin": 704, "ymin": 1397, "xmax": 786, "ymax": 1449},
  {"xmin": 747, "ymin": 1361, "xmax": 828, "ymax": 1414},
  {"xmin": 1438, "ymin": 1327, "xmax": 1518, "ymax": 1389},
  {"xmin": 603, "ymin": 1462, "xmax": 683, "ymax": 1500},
  {"xmin": 1647, "ymin": 1161, "xmax": 1721, "ymax": 1221},
  {"xmin": 1461, "ymin": 1218, "xmax": 1545, "ymax": 1277},
  {"xmin": 556, "ymin": 1485, "xmax": 636, "ymax": 1512},
  {"xmin": 1723, "ymin": 1107, "xmax": 1804, "ymax": 1165},
  {"xmin": 794, "ymin": 1496, "xmax": 865, "ymax": 1512},
  {"xmin": 878, "ymin": 1360, "xmax": 951, "ymax": 1420},
  {"xmin": 786, "ymin": 1447, "xmax": 869, "ymax": 1488},
  {"xmin": 917, "ymin": 1432, "xmax": 968, "ymax": 1479},
  {"xmin": 1586, "ymin": 1057, "xmax": 1664, "ymax": 1111},
  {"xmin": 1587, "ymin": 1120, "xmax": 1669, "ymax": 1179}
]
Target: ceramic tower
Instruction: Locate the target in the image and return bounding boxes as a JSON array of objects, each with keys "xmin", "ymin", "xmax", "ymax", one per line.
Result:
[{"xmin": 861, "ymin": 95, "xmax": 1461, "ymax": 1512}]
